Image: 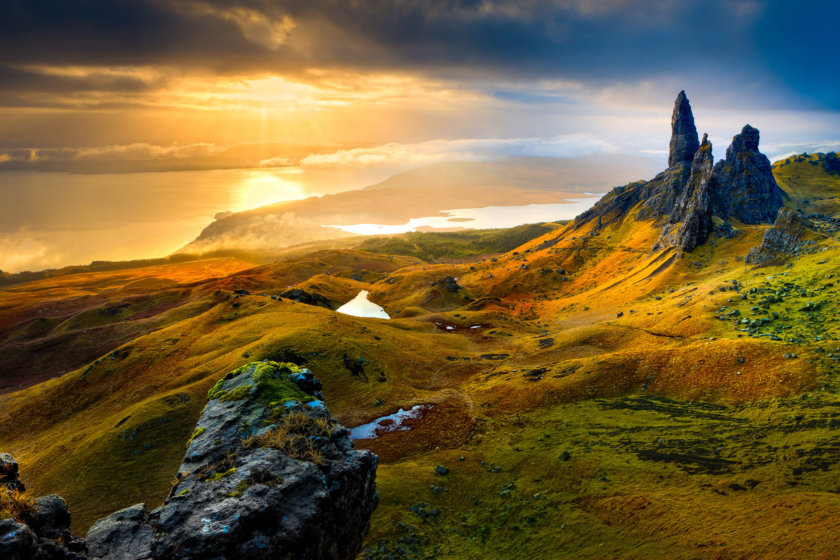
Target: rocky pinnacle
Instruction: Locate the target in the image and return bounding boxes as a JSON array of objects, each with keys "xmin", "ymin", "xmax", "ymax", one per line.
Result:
[{"xmin": 668, "ymin": 90, "xmax": 700, "ymax": 168}]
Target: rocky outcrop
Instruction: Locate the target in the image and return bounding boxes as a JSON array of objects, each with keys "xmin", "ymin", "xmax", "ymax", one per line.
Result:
[
  {"xmin": 86, "ymin": 361, "xmax": 378, "ymax": 560},
  {"xmin": 3, "ymin": 362, "xmax": 378, "ymax": 560},
  {"xmin": 1, "ymin": 452, "xmax": 25, "ymax": 493},
  {"xmin": 1, "ymin": 455, "xmax": 87, "ymax": 560},
  {"xmin": 655, "ymin": 134, "xmax": 715, "ymax": 251},
  {"xmin": 823, "ymin": 152, "xmax": 840, "ymax": 174},
  {"xmin": 745, "ymin": 207, "xmax": 820, "ymax": 265},
  {"xmin": 434, "ymin": 276, "xmax": 462, "ymax": 293},
  {"xmin": 279, "ymin": 288, "xmax": 333, "ymax": 309},
  {"xmin": 669, "ymin": 90, "xmax": 701, "ymax": 168},
  {"xmin": 575, "ymin": 92, "xmax": 785, "ymax": 253},
  {"xmin": 575, "ymin": 91, "xmax": 700, "ymax": 228},
  {"xmin": 711, "ymin": 125, "xmax": 784, "ymax": 224}
]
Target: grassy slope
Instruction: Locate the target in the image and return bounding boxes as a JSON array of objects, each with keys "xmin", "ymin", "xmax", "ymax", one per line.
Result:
[{"xmin": 0, "ymin": 158, "xmax": 839, "ymax": 557}]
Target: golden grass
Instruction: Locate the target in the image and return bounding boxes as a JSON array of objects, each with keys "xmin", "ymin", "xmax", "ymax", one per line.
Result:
[
  {"xmin": 242, "ymin": 411, "xmax": 330, "ymax": 464},
  {"xmin": 0, "ymin": 487, "xmax": 36, "ymax": 522}
]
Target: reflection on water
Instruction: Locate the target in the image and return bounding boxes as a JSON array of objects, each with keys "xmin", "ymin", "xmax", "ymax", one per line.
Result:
[
  {"xmin": 325, "ymin": 197, "xmax": 603, "ymax": 235},
  {"xmin": 350, "ymin": 405, "xmax": 432, "ymax": 440},
  {"xmin": 336, "ymin": 290, "xmax": 390, "ymax": 319}
]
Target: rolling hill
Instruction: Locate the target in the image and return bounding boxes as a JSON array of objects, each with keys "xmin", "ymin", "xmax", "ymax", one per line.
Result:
[{"xmin": 2, "ymin": 93, "xmax": 840, "ymax": 558}]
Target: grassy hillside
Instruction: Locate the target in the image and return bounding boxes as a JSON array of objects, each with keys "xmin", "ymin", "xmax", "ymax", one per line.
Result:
[
  {"xmin": 356, "ymin": 223, "xmax": 561, "ymax": 262},
  {"xmin": 0, "ymin": 156, "xmax": 839, "ymax": 557},
  {"xmin": 773, "ymin": 152, "xmax": 840, "ymax": 215}
]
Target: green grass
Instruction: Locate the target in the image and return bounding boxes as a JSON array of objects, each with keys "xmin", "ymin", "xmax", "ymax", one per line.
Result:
[
  {"xmin": 355, "ymin": 223, "xmax": 560, "ymax": 262},
  {"xmin": 773, "ymin": 153, "xmax": 840, "ymax": 215}
]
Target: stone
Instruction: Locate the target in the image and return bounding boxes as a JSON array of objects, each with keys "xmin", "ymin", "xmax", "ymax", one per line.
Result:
[
  {"xmin": 745, "ymin": 207, "xmax": 821, "ymax": 265},
  {"xmin": 28, "ymin": 495, "xmax": 71, "ymax": 539},
  {"xmin": 86, "ymin": 505, "xmax": 153, "ymax": 560},
  {"xmin": 712, "ymin": 125, "xmax": 784, "ymax": 224},
  {"xmin": 435, "ymin": 277, "xmax": 462, "ymax": 293},
  {"xmin": 655, "ymin": 134, "xmax": 715, "ymax": 251},
  {"xmin": 0, "ymin": 519, "xmax": 37, "ymax": 560},
  {"xmin": 85, "ymin": 361, "xmax": 378, "ymax": 560},
  {"xmin": 0, "ymin": 494, "xmax": 86, "ymax": 560},
  {"xmin": 574, "ymin": 93, "xmax": 785, "ymax": 255},
  {"xmin": 0, "ymin": 453, "xmax": 25, "ymax": 493},
  {"xmin": 435, "ymin": 465, "xmax": 449, "ymax": 476},
  {"xmin": 575, "ymin": 91, "xmax": 699, "ymax": 228},
  {"xmin": 669, "ymin": 90, "xmax": 701, "ymax": 168},
  {"xmin": 279, "ymin": 289, "xmax": 332, "ymax": 309}
]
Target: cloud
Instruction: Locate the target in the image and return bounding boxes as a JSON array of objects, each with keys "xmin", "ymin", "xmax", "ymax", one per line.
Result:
[
  {"xmin": 0, "ymin": 142, "xmax": 238, "ymax": 173},
  {"xmin": 0, "ymin": 233, "xmax": 62, "ymax": 273},
  {"xmin": 0, "ymin": 1, "xmax": 837, "ymax": 109},
  {"xmin": 287, "ymin": 135, "xmax": 616, "ymax": 168},
  {"xmin": 184, "ymin": 1, "xmax": 296, "ymax": 49}
]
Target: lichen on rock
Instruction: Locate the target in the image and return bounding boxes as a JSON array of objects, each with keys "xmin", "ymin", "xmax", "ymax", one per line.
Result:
[
  {"xmin": 85, "ymin": 360, "xmax": 378, "ymax": 560},
  {"xmin": 1, "ymin": 361, "xmax": 378, "ymax": 560}
]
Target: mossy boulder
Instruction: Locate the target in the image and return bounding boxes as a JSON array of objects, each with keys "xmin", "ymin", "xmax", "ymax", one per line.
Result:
[{"xmin": 86, "ymin": 361, "xmax": 378, "ymax": 560}]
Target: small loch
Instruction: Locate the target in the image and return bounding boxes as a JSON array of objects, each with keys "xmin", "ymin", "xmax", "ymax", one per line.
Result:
[
  {"xmin": 336, "ymin": 290, "xmax": 390, "ymax": 319},
  {"xmin": 350, "ymin": 405, "xmax": 432, "ymax": 440}
]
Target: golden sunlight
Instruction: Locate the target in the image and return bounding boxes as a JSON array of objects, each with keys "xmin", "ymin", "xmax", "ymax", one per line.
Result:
[{"xmin": 235, "ymin": 170, "xmax": 306, "ymax": 211}]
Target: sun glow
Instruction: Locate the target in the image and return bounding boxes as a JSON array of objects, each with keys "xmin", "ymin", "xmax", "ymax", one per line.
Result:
[{"xmin": 236, "ymin": 171, "xmax": 306, "ymax": 211}]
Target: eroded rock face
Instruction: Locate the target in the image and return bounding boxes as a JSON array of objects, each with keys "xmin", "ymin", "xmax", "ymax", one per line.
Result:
[
  {"xmin": 576, "ymin": 91, "xmax": 700, "ymax": 228},
  {"xmin": 655, "ymin": 135, "xmax": 715, "ymax": 252},
  {"xmin": 86, "ymin": 361, "xmax": 378, "ymax": 560},
  {"xmin": 575, "ymin": 92, "xmax": 785, "ymax": 253},
  {"xmin": 669, "ymin": 90, "xmax": 701, "ymax": 168},
  {"xmin": 3, "ymin": 362, "xmax": 377, "ymax": 560},
  {"xmin": 745, "ymin": 207, "xmax": 820, "ymax": 265},
  {"xmin": 712, "ymin": 125, "xmax": 784, "ymax": 224}
]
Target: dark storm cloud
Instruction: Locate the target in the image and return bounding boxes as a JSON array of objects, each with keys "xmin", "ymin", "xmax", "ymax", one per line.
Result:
[
  {"xmin": 0, "ymin": 0, "xmax": 838, "ymax": 107},
  {"xmin": 0, "ymin": 66, "xmax": 158, "ymax": 93}
]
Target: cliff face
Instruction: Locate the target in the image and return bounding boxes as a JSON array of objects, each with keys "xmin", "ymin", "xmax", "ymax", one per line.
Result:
[
  {"xmin": 576, "ymin": 91, "xmax": 699, "ymax": 228},
  {"xmin": 668, "ymin": 90, "xmax": 701, "ymax": 168},
  {"xmin": 655, "ymin": 134, "xmax": 715, "ymax": 252},
  {"xmin": 712, "ymin": 125, "xmax": 784, "ymax": 224},
  {"xmin": 3, "ymin": 362, "xmax": 378, "ymax": 560},
  {"xmin": 745, "ymin": 207, "xmax": 821, "ymax": 265},
  {"xmin": 575, "ymin": 91, "xmax": 784, "ymax": 252}
]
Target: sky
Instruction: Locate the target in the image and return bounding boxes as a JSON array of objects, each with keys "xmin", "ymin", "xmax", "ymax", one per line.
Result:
[{"xmin": 1, "ymin": 0, "xmax": 840, "ymax": 272}]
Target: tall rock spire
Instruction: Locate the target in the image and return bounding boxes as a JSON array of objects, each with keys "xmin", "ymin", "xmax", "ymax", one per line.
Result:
[{"xmin": 668, "ymin": 90, "xmax": 700, "ymax": 168}]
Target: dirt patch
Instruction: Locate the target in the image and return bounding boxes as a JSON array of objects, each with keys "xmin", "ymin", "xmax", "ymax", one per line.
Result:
[{"xmin": 353, "ymin": 395, "xmax": 473, "ymax": 463}]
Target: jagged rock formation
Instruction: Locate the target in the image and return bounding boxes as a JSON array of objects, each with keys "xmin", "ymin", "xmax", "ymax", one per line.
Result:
[
  {"xmin": 576, "ymin": 91, "xmax": 784, "ymax": 252},
  {"xmin": 279, "ymin": 288, "xmax": 333, "ymax": 309},
  {"xmin": 712, "ymin": 125, "xmax": 784, "ymax": 223},
  {"xmin": 3, "ymin": 362, "xmax": 378, "ymax": 560},
  {"xmin": 1, "ymin": 454, "xmax": 87, "ymax": 559},
  {"xmin": 655, "ymin": 134, "xmax": 715, "ymax": 251},
  {"xmin": 577, "ymin": 92, "xmax": 699, "ymax": 228},
  {"xmin": 669, "ymin": 90, "xmax": 701, "ymax": 168},
  {"xmin": 745, "ymin": 207, "xmax": 821, "ymax": 265}
]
